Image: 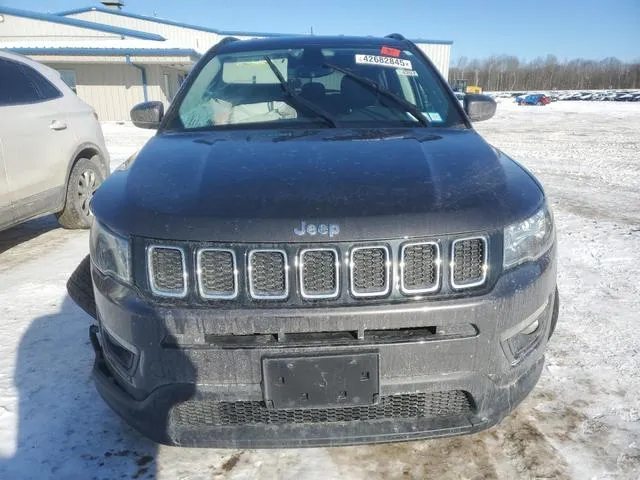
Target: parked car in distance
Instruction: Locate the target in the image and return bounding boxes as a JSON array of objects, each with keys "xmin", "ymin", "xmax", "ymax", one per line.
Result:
[
  {"xmin": 616, "ymin": 92, "xmax": 634, "ymax": 101},
  {"xmin": 517, "ymin": 94, "xmax": 551, "ymax": 106},
  {"xmin": 454, "ymin": 91, "xmax": 465, "ymax": 106},
  {"xmin": 0, "ymin": 51, "xmax": 109, "ymax": 232}
]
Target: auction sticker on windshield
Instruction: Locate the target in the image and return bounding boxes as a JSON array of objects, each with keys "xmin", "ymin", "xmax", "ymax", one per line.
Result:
[{"xmin": 355, "ymin": 54, "xmax": 412, "ymax": 69}]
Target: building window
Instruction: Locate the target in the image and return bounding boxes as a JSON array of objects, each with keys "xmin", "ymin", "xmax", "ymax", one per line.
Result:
[{"xmin": 58, "ymin": 69, "xmax": 77, "ymax": 94}]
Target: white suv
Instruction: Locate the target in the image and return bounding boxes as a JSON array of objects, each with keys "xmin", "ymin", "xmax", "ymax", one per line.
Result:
[{"xmin": 0, "ymin": 51, "xmax": 109, "ymax": 231}]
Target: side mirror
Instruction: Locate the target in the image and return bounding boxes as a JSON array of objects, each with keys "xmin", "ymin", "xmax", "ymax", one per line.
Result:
[
  {"xmin": 130, "ymin": 101, "xmax": 164, "ymax": 129},
  {"xmin": 464, "ymin": 94, "xmax": 496, "ymax": 122}
]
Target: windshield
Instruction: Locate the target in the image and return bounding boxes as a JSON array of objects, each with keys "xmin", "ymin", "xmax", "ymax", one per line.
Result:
[{"xmin": 166, "ymin": 44, "xmax": 464, "ymax": 130}]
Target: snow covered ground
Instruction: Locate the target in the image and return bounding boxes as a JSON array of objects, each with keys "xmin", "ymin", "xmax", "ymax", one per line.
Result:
[{"xmin": 1, "ymin": 102, "xmax": 639, "ymax": 479}]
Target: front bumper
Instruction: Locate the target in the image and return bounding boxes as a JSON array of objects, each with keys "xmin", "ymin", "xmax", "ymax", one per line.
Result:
[{"xmin": 91, "ymin": 247, "xmax": 556, "ymax": 448}]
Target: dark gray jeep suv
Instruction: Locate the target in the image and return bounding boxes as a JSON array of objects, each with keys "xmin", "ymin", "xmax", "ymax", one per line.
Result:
[{"xmin": 69, "ymin": 34, "xmax": 558, "ymax": 447}]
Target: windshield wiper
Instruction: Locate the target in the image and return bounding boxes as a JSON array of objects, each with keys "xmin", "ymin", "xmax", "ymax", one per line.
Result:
[
  {"xmin": 263, "ymin": 56, "xmax": 337, "ymax": 128},
  {"xmin": 324, "ymin": 62, "xmax": 429, "ymax": 127}
]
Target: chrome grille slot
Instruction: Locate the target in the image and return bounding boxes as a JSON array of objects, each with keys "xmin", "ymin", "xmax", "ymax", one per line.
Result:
[
  {"xmin": 400, "ymin": 242, "xmax": 440, "ymax": 294},
  {"xmin": 299, "ymin": 248, "xmax": 339, "ymax": 299},
  {"xmin": 350, "ymin": 246, "xmax": 390, "ymax": 297},
  {"xmin": 148, "ymin": 246, "xmax": 187, "ymax": 297},
  {"xmin": 248, "ymin": 249, "xmax": 288, "ymax": 300},
  {"xmin": 451, "ymin": 237, "xmax": 487, "ymax": 288},
  {"xmin": 197, "ymin": 249, "xmax": 237, "ymax": 299}
]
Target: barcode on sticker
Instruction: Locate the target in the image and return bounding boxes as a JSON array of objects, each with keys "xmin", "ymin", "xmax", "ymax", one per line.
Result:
[{"xmin": 355, "ymin": 54, "xmax": 412, "ymax": 70}]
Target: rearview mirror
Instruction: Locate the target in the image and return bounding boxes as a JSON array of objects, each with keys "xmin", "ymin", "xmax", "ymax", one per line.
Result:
[
  {"xmin": 130, "ymin": 101, "xmax": 164, "ymax": 129},
  {"xmin": 464, "ymin": 94, "xmax": 496, "ymax": 122}
]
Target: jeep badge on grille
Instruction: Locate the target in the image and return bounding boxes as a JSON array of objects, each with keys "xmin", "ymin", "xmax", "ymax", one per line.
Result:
[{"xmin": 294, "ymin": 221, "xmax": 340, "ymax": 238}]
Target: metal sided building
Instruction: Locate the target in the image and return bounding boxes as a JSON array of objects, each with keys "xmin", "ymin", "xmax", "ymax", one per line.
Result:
[{"xmin": 0, "ymin": 2, "xmax": 452, "ymax": 122}]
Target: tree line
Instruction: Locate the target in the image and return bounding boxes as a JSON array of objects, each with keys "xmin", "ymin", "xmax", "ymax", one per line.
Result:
[{"xmin": 448, "ymin": 55, "xmax": 640, "ymax": 91}]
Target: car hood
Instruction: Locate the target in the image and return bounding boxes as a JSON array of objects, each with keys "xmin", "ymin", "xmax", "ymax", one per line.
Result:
[{"xmin": 92, "ymin": 128, "xmax": 544, "ymax": 242}]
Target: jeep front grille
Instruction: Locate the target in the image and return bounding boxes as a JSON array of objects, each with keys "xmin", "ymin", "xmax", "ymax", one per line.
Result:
[
  {"xmin": 451, "ymin": 237, "xmax": 487, "ymax": 288},
  {"xmin": 197, "ymin": 249, "xmax": 237, "ymax": 299},
  {"xmin": 145, "ymin": 234, "xmax": 490, "ymax": 302},
  {"xmin": 248, "ymin": 249, "xmax": 288, "ymax": 299},
  {"xmin": 299, "ymin": 248, "xmax": 339, "ymax": 299},
  {"xmin": 170, "ymin": 390, "xmax": 473, "ymax": 426},
  {"xmin": 400, "ymin": 242, "xmax": 440, "ymax": 294},
  {"xmin": 148, "ymin": 246, "xmax": 187, "ymax": 297}
]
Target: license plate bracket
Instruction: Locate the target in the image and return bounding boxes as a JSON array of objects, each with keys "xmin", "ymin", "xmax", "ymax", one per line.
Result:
[{"xmin": 262, "ymin": 352, "xmax": 379, "ymax": 409}]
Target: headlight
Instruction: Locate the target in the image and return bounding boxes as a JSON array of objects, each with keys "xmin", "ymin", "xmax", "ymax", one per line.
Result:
[
  {"xmin": 90, "ymin": 221, "xmax": 131, "ymax": 283},
  {"xmin": 503, "ymin": 204, "xmax": 555, "ymax": 269}
]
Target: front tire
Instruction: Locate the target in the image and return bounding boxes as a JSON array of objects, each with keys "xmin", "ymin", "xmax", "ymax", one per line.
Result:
[{"xmin": 57, "ymin": 157, "xmax": 104, "ymax": 229}]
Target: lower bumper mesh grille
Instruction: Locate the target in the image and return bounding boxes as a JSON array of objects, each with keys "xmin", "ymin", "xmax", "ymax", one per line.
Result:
[{"xmin": 170, "ymin": 391, "xmax": 472, "ymax": 426}]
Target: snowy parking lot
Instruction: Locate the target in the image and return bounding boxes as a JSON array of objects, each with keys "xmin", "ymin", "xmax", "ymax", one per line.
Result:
[{"xmin": 0, "ymin": 101, "xmax": 639, "ymax": 479}]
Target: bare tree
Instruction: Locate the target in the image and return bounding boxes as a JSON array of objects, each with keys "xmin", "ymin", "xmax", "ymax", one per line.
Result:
[{"xmin": 448, "ymin": 55, "xmax": 640, "ymax": 90}]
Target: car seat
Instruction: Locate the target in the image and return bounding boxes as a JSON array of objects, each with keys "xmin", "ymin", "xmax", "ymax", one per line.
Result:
[{"xmin": 299, "ymin": 82, "xmax": 327, "ymax": 105}]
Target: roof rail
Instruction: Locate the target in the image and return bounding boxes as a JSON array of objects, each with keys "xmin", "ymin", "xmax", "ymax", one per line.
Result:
[
  {"xmin": 218, "ymin": 36, "xmax": 240, "ymax": 45},
  {"xmin": 385, "ymin": 33, "xmax": 406, "ymax": 41}
]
